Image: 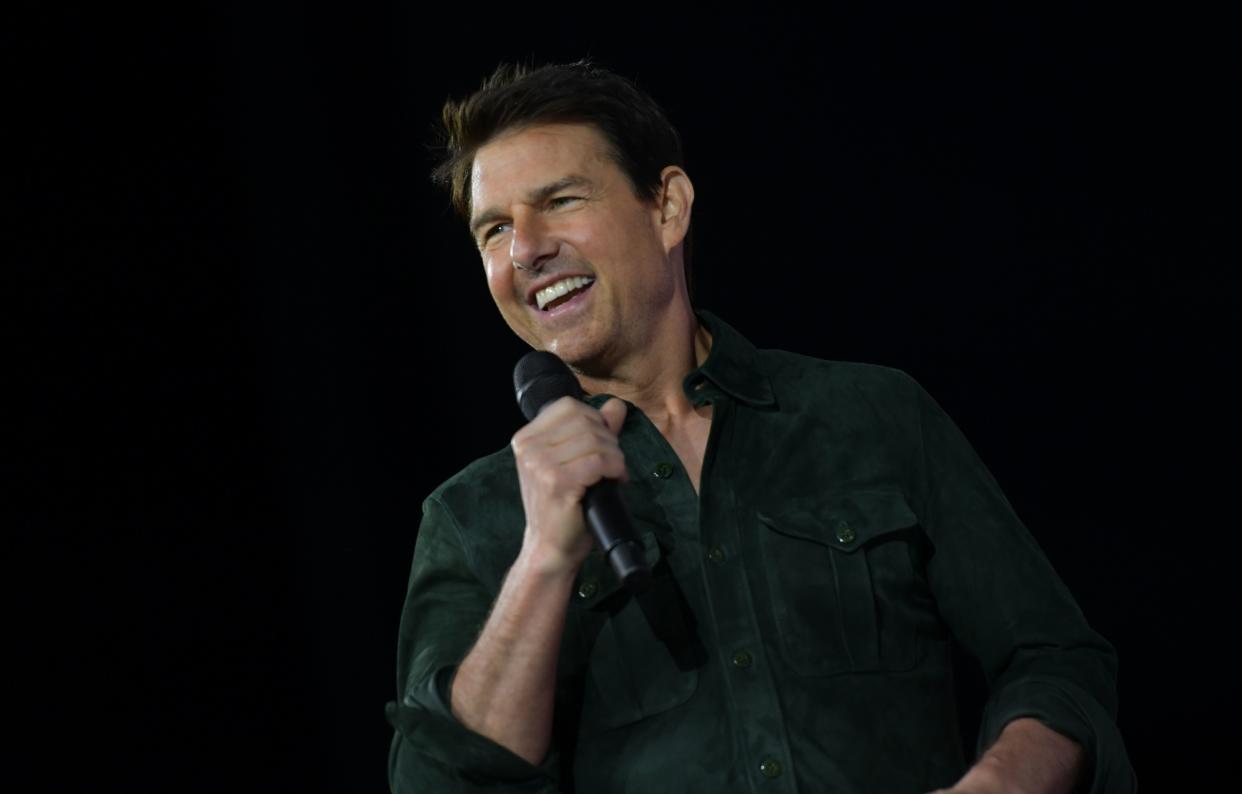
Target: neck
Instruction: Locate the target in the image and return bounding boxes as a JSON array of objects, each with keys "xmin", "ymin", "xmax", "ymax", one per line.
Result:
[{"xmin": 575, "ymin": 302, "xmax": 711, "ymax": 425}]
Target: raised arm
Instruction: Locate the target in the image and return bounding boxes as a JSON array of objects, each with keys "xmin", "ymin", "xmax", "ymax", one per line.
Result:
[{"xmin": 451, "ymin": 395, "xmax": 628, "ymax": 762}]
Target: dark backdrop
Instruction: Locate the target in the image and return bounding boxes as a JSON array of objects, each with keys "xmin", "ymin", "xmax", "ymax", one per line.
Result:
[{"xmin": 16, "ymin": 5, "xmax": 1237, "ymax": 792}]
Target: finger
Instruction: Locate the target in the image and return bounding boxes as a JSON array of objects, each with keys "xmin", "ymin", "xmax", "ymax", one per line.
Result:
[
  {"xmin": 513, "ymin": 403, "xmax": 606, "ymax": 453},
  {"xmin": 516, "ymin": 417, "xmax": 615, "ymax": 464},
  {"xmin": 539, "ymin": 429, "xmax": 623, "ymax": 468},
  {"xmin": 598, "ymin": 398, "xmax": 628, "ymax": 436},
  {"xmin": 520, "ymin": 397, "xmax": 607, "ymax": 439},
  {"xmin": 557, "ymin": 447, "xmax": 629, "ymax": 490},
  {"xmin": 532, "ymin": 394, "xmax": 584, "ymax": 418},
  {"xmin": 532, "ymin": 395, "xmax": 605, "ymax": 427}
]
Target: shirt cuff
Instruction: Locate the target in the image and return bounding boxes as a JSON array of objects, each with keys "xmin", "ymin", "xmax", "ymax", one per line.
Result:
[
  {"xmin": 978, "ymin": 675, "xmax": 1136, "ymax": 794},
  {"xmin": 386, "ymin": 665, "xmax": 558, "ymax": 786}
]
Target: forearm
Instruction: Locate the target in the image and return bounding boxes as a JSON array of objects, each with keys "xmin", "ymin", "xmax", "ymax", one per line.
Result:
[
  {"xmin": 945, "ymin": 718, "xmax": 1084, "ymax": 794},
  {"xmin": 449, "ymin": 543, "xmax": 578, "ymax": 766}
]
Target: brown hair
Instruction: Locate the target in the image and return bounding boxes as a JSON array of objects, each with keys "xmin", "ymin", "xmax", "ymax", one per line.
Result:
[{"xmin": 431, "ymin": 60, "xmax": 693, "ymax": 286}]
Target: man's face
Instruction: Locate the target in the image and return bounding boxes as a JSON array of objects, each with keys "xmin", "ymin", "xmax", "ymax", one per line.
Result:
[{"xmin": 469, "ymin": 123, "xmax": 682, "ymax": 371}]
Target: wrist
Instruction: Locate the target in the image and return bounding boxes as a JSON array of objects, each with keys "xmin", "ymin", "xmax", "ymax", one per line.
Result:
[
  {"xmin": 951, "ymin": 755, "xmax": 1027, "ymax": 794},
  {"xmin": 515, "ymin": 533, "xmax": 590, "ymax": 581},
  {"xmin": 951, "ymin": 718, "xmax": 1083, "ymax": 794}
]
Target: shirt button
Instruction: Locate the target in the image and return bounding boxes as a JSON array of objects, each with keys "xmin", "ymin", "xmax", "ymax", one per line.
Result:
[
  {"xmin": 653, "ymin": 462, "xmax": 674, "ymax": 479},
  {"xmin": 731, "ymin": 649, "xmax": 753, "ymax": 668},
  {"xmin": 759, "ymin": 758, "xmax": 782, "ymax": 778},
  {"xmin": 577, "ymin": 580, "xmax": 598, "ymax": 599},
  {"xmin": 835, "ymin": 524, "xmax": 856, "ymax": 544},
  {"xmin": 707, "ymin": 545, "xmax": 726, "ymax": 563}
]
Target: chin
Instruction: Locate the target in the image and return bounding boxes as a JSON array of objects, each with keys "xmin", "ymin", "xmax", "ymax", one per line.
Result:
[
  {"xmin": 528, "ymin": 321, "xmax": 614, "ymax": 376},
  {"xmin": 557, "ymin": 345, "xmax": 617, "ymax": 381}
]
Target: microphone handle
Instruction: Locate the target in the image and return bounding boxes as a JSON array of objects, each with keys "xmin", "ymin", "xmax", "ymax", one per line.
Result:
[{"xmin": 583, "ymin": 478, "xmax": 650, "ymax": 592}]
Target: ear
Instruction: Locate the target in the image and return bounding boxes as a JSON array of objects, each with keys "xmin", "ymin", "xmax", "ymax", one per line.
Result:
[{"xmin": 655, "ymin": 166, "xmax": 694, "ymax": 254}]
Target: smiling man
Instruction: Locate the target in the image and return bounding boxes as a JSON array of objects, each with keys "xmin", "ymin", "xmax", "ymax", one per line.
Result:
[
  {"xmin": 386, "ymin": 61, "xmax": 1135, "ymax": 793},
  {"xmin": 470, "ymin": 122, "xmax": 701, "ymax": 392}
]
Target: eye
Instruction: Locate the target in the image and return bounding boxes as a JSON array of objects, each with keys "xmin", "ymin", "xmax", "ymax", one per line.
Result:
[
  {"xmin": 549, "ymin": 196, "xmax": 580, "ymax": 209},
  {"xmin": 480, "ymin": 223, "xmax": 511, "ymax": 246}
]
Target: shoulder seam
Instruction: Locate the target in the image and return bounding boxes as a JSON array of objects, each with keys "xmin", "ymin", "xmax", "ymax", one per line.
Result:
[{"xmin": 423, "ymin": 491, "xmax": 480, "ymax": 576}]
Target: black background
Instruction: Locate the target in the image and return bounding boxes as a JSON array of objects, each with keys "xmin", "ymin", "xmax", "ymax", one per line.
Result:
[{"xmin": 15, "ymin": 4, "xmax": 1237, "ymax": 791}]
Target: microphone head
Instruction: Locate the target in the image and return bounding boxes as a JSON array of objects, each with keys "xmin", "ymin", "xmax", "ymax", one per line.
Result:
[{"xmin": 514, "ymin": 350, "xmax": 585, "ymax": 420}]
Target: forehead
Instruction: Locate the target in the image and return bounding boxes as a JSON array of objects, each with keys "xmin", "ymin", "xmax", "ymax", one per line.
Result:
[{"xmin": 470, "ymin": 123, "xmax": 615, "ymax": 204}]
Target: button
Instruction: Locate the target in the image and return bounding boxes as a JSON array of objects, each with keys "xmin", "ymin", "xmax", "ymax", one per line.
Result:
[
  {"xmin": 577, "ymin": 580, "xmax": 598, "ymax": 599},
  {"xmin": 835, "ymin": 524, "xmax": 856, "ymax": 544},
  {"xmin": 707, "ymin": 545, "xmax": 726, "ymax": 563},
  {"xmin": 653, "ymin": 462, "xmax": 674, "ymax": 479},
  {"xmin": 759, "ymin": 758, "xmax": 782, "ymax": 778},
  {"xmin": 731, "ymin": 649, "xmax": 753, "ymax": 668}
]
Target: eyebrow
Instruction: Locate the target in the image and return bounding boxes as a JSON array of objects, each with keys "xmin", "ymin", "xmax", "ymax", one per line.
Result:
[{"xmin": 470, "ymin": 175, "xmax": 593, "ymax": 239}]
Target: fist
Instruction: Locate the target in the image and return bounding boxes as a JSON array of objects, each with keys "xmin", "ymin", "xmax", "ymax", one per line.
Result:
[{"xmin": 509, "ymin": 396, "xmax": 628, "ymax": 574}]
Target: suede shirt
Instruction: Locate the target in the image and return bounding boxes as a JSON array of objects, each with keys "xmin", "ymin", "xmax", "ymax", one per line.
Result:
[{"xmin": 386, "ymin": 311, "xmax": 1135, "ymax": 793}]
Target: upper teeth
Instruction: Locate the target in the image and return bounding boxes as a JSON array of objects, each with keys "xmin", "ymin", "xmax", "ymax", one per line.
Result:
[{"xmin": 535, "ymin": 276, "xmax": 594, "ymax": 310}]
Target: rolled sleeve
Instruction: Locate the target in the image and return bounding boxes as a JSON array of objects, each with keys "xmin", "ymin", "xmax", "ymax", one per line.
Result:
[
  {"xmin": 387, "ymin": 495, "xmax": 559, "ymax": 792},
  {"xmin": 906, "ymin": 375, "xmax": 1136, "ymax": 793},
  {"xmin": 979, "ymin": 674, "xmax": 1136, "ymax": 794}
]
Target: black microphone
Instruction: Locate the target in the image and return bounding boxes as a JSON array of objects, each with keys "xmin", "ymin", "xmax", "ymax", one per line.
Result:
[{"xmin": 514, "ymin": 351, "xmax": 650, "ymax": 593}]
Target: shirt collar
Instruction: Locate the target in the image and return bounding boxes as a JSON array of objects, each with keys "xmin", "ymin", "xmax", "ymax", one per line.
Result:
[
  {"xmin": 684, "ymin": 310, "xmax": 776, "ymax": 408},
  {"xmin": 582, "ymin": 310, "xmax": 777, "ymax": 410}
]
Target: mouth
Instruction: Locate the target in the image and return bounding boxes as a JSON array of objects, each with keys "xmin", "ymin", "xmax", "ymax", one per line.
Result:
[{"xmin": 532, "ymin": 275, "xmax": 596, "ymax": 311}]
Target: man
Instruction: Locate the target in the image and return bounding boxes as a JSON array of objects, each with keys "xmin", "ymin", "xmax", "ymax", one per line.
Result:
[{"xmin": 386, "ymin": 61, "xmax": 1135, "ymax": 793}]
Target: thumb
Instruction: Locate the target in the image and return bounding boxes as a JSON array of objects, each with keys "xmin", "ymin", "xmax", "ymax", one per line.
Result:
[{"xmin": 598, "ymin": 397, "xmax": 628, "ymax": 436}]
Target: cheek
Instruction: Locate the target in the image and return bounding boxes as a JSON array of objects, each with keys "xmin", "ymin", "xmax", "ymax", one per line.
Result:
[{"xmin": 483, "ymin": 257, "xmax": 510, "ymax": 298}]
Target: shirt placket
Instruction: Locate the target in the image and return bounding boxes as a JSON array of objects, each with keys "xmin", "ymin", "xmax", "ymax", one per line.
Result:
[
  {"xmin": 699, "ymin": 397, "xmax": 800, "ymax": 793},
  {"xmin": 632, "ymin": 394, "xmax": 800, "ymax": 793}
]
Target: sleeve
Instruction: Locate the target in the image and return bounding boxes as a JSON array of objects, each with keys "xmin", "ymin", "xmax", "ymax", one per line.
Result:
[
  {"xmin": 386, "ymin": 494, "xmax": 562, "ymax": 793},
  {"xmin": 906, "ymin": 376, "xmax": 1136, "ymax": 793}
]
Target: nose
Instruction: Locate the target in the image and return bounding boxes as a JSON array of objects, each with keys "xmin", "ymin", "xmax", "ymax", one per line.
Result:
[{"xmin": 509, "ymin": 209, "xmax": 558, "ymax": 273}]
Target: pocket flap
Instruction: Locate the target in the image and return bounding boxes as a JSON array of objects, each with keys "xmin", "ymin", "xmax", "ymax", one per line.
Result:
[{"xmin": 757, "ymin": 489, "xmax": 918, "ymax": 553}]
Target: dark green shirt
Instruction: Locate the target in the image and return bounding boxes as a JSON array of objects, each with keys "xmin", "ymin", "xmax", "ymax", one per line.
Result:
[{"xmin": 387, "ymin": 312, "xmax": 1134, "ymax": 793}]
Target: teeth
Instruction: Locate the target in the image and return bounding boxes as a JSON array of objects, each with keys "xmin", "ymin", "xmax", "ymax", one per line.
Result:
[{"xmin": 535, "ymin": 276, "xmax": 595, "ymax": 310}]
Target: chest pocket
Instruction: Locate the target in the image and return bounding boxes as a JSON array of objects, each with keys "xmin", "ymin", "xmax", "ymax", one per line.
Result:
[
  {"xmin": 757, "ymin": 489, "xmax": 930, "ymax": 677},
  {"xmin": 566, "ymin": 530, "xmax": 703, "ymax": 734}
]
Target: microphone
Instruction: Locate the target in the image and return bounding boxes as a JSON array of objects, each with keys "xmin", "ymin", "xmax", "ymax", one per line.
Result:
[{"xmin": 514, "ymin": 351, "xmax": 650, "ymax": 593}]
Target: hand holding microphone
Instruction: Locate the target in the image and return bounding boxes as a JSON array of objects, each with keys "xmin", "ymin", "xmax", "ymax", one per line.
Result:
[{"xmin": 512, "ymin": 351, "xmax": 650, "ymax": 592}]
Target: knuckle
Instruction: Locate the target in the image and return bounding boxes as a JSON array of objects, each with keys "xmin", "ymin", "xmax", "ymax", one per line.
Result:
[
  {"xmin": 518, "ymin": 449, "xmax": 549, "ymax": 475},
  {"xmin": 568, "ymin": 452, "xmax": 598, "ymax": 478},
  {"xmin": 511, "ymin": 437, "xmax": 531, "ymax": 459},
  {"xmin": 536, "ymin": 465, "xmax": 561, "ymax": 491},
  {"xmin": 595, "ymin": 426, "xmax": 619, "ymax": 445},
  {"xmin": 510, "ymin": 428, "xmax": 532, "ymax": 451},
  {"xmin": 549, "ymin": 395, "xmax": 580, "ymax": 415}
]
